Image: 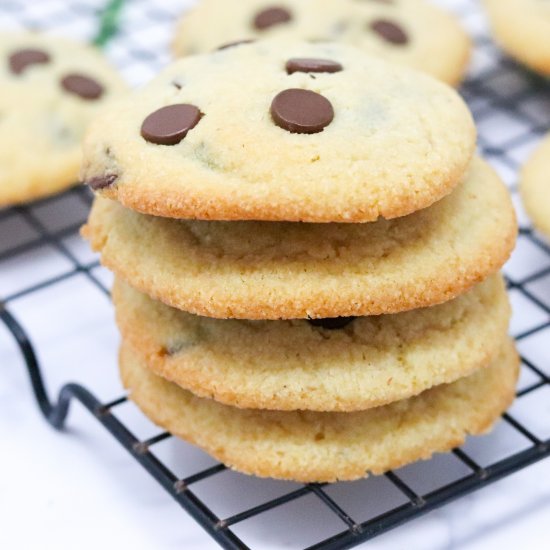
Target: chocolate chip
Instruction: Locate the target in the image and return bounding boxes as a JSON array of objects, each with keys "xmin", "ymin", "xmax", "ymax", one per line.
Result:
[
  {"xmin": 86, "ymin": 174, "xmax": 118, "ymax": 190},
  {"xmin": 308, "ymin": 317, "xmax": 356, "ymax": 330},
  {"xmin": 9, "ymin": 48, "xmax": 50, "ymax": 74},
  {"xmin": 61, "ymin": 73, "xmax": 104, "ymax": 100},
  {"xmin": 141, "ymin": 104, "xmax": 203, "ymax": 145},
  {"xmin": 253, "ymin": 6, "xmax": 292, "ymax": 30},
  {"xmin": 271, "ymin": 89, "xmax": 334, "ymax": 134},
  {"xmin": 217, "ymin": 39, "xmax": 255, "ymax": 51},
  {"xmin": 286, "ymin": 58, "xmax": 343, "ymax": 75},
  {"xmin": 370, "ymin": 19, "xmax": 408, "ymax": 45},
  {"xmin": 165, "ymin": 343, "xmax": 185, "ymax": 356}
]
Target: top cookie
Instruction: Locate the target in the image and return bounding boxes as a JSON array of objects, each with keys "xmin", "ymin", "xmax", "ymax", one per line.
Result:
[
  {"xmin": 172, "ymin": 0, "xmax": 471, "ymax": 86},
  {"xmin": 0, "ymin": 32, "xmax": 127, "ymax": 207},
  {"xmin": 484, "ymin": 0, "xmax": 550, "ymax": 76},
  {"xmin": 82, "ymin": 40, "xmax": 475, "ymax": 223}
]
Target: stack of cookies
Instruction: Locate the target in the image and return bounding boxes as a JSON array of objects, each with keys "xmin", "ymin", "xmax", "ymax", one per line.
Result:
[{"xmin": 82, "ymin": 41, "xmax": 519, "ymax": 482}]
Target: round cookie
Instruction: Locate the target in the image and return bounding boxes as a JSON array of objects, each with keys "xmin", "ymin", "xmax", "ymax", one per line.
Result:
[
  {"xmin": 0, "ymin": 32, "xmax": 127, "ymax": 207},
  {"xmin": 484, "ymin": 0, "xmax": 550, "ymax": 76},
  {"xmin": 81, "ymin": 40, "xmax": 476, "ymax": 223},
  {"xmin": 521, "ymin": 134, "xmax": 550, "ymax": 238},
  {"xmin": 120, "ymin": 339, "xmax": 519, "ymax": 482},
  {"xmin": 172, "ymin": 0, "xmax": 471, "ymax": 86},
  {"xmin": 83, "ymin": 157, "xmax": 517, "ymax": 320},
  {"xmin": 113, "ymin": 275, "xmax": 510, "ymax": 412}
]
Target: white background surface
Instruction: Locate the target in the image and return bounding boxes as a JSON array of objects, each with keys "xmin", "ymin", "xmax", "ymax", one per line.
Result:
[{"xmin": 1, "ymin": 1, "xmax": 550, "ymax": 549}]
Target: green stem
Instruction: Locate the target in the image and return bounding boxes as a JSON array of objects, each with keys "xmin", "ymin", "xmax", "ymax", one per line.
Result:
[{"xmin": 92, "ymin": 0, "xmax": 126, "ymax": 48}]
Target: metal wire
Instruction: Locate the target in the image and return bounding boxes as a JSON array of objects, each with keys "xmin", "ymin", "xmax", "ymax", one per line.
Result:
[{"xmin": 1, "ymin": 1, "xmax": 550, "ymax": 549}]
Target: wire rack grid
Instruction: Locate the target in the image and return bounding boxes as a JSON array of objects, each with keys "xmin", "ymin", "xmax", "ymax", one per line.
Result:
[{"xmin": 1, "ymin": 1, "xmax": 550, "ymax": 549}]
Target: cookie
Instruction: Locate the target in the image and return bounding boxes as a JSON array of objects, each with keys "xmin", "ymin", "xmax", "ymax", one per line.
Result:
[
  {"xmin": 113, "ymin": 274, "xmax": 510, "ymax": 412},
  {"xmin": 120, "ymin": 339, "xmax": 519, "ymax": 482},
  {"xmin": 521, "ymin": 134, "xmax": 550, "ymax": 238},
  {"xmin": 81, "ymin": 40, "xmax": 476, "ymax": 223},
  {"xmin": 83, "ymin": 157, "xmax": 517, "ymax": 320},
  {"xmin": 0, "ymin": 32, "xmax": 127, "ymax": 207},
  {"xmin": 172, "ymin": 0, "xmax": 471, "ymax": 86},
  {"xmin": 484, "ymin": 0, "xmax": 550, "ymax": 76}
]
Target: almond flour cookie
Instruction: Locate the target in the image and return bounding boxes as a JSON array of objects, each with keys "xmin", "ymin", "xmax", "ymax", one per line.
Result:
[
  {"xmin": 172, "ymin": 0, "xmax": 471, "ymax": 85},
  {"xmin": 0, "ymin": 32, "xmax": 127, "ymax": 207},
  {"xmin": 113, "ymin": 275, "xmax": 510, "ymax": 412},
  {"xmin": 521, "ymin": 135, "xmax": 550, "ymax": 238},
  {"xmin": 120, "ymin": 339, "xmax": 519, "ymax": 482},
  {"xmin": 484, "ymin": 0, "xmax": 550, "ymax": 76},
  {"xmin": 83, "ymin": 157, "xmax": 517, "ymax": 320},
  {"xmin": 81, "ymin": 40, "xmax": 476, "ymax": 223}
]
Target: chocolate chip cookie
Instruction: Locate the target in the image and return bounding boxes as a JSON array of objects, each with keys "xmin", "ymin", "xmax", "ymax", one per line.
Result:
[
  {"xmin": 81, "ymin": 40, "xmax": 476, "ymax": 223},
  {"xmin": 113, "ymin": 275, "xmax": 510, "ymax": 412},
  {"xmin": 173, "ymin": 0, "xmax": 471, "ymax": 85},
  {"xmin": 120, "ymin": 339, "xmax": 519, "ymax": 482},
  {"xmin": 521, "ymin": 134, "xmax": 550, "ymax": 238},
  {"xmin": 83, "ymin": 157, "xmax": 516, "ymax": 320},
  {"xmin": 0, "ymin": 32, "xmax": 126, "ymax": 207},
  {"xmin": 484, "ymin": 0, "xmax": 550, "ymax": 76}
]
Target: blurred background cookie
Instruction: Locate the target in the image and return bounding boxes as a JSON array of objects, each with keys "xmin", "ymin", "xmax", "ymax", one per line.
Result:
[
  {"xmin": 484, "ymin": 0, "xmax": 550, "ymax": 75},
  {"xmin": 521, "ymin": 135, "xmax": 550, "ymax": 239},
  {"xmin": 0, "ymin": 32, "xmax": 127, "ymax": 207},
  {"xmin": 172, "ymin": 0, "xmax": 471, "ymax": 85}
]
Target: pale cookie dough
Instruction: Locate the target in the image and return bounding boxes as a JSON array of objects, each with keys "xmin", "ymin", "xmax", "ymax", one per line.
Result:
[
  {"xmin": 484, "ymin": 0, "xmax": 550, "ymax": 76},
  {"xmin": 173, "ymin": 0, "xmax": 471, "ymax": 85},
  {"xmin": 120, "ymin": 339, "xmax": 519, "ymax": 483},
  {"xmin": 0, "ymin": 32, "xmax": 127, "ymax": 207},
  {"xmin": 81, "ymin": 40, "xmax": 476, "ymax": 223},
  {"xmin": 521, "ymin": 134, "xmax": 550, "ymax": 238},
  {"xmin": 83, "ymin": 157, "xmax": 517, "ymax": 320},
  {"xmin": 113, "ymin": 275, "xmax": 511, "ymax": 412}
]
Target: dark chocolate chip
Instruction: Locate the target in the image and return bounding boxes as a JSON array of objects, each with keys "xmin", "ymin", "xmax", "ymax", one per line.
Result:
[
  {"xmin": 217, "ymin": 39, "xmax": 256, "ymax": 51},
  {"xmin": 253, "ymin": 6, "xmax": 292, "ymax": 30},
  {"xmin": 271, "ymin": 88, "xmax": 334, "ymax": 134},
  {"xmin": 165, "ymin": 343, "xmax": 185, "ymax": 356},
  {"xmin": 308, "ymin": 317, "xmax": 356, "ymax": 330},
  {"xmin": 9, "ymin": 48, "xmax": 50, "ymax": 74},
  {"xmin": 370, "ymin": 19, "xmax": 409, "ymax": 45},
  {"xmin": 86, "ymin": 174, "xmax": 118, "ymax": 190},
  {"xmin": 286, "ymin": 57, "xmax": 343, "ymax": 75},
  {"xmin": 61, "ymin": 73, "xmax": 104, "ymax": 100},
  {"xmin": 141, "ymin": 104, "xmax": 203, "ymax": 145}
]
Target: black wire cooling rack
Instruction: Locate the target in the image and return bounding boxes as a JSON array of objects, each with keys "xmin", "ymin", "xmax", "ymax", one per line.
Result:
[{"xmin": 1, "ymin": 1, "xmax": 550, "ymax": 548}]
